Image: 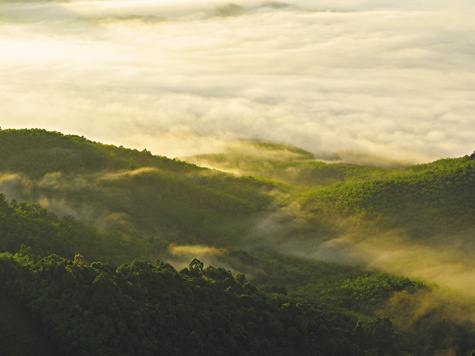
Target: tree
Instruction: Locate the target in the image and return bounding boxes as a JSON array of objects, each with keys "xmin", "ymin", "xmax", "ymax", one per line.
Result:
[
  {"xmin": 73, "ymin": 254, "xmax": 85, "ymax": 267},
  {"xmin": 189, "ymin": 258, "xmax": 203, "ymax": 273}
]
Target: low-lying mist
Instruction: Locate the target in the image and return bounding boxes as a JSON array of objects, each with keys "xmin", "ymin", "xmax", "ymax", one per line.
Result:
[
  {"xmin": 0, "ymin": 171, "xmax": 131, "ymax": 230},
  {"xmin": 237, "ymin": 207, "xmax": 475, "ymax": 331},
  {"xmin": 244, "ymin": 207, "xmax": 475, "ymax": 296},
  {"xmin": 3, "ymin": 161, "xmax": 473, "ymax": 301},
  {"xmin": 323, "ymin": 232, "xmax": 475, "ymax": 297},
  {"xmin": 1, "ymin": 0, "xmax": 474, "ymax": 162}
]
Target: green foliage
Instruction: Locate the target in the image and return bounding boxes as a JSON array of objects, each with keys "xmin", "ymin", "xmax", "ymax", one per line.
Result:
[
  {"xmin": 0, "ymin": 252, "xmax": 398, "ymax": 356},
  {"xmin": 336, "ymin": 273, "xmax": 424, "ymax": 313},
  {"xmin": 1, "ymin": 129, "xmax": 474, "ymax": 355},
  {"xmin": 0, "ymin": 128, "xmax": 196, "ymax": 177},
  {"xmin": 211, "ymin": 250, "xmax": 475, "ymax": 355},
  {"xmin": 2, "ymin": 129, "xmax": 472, "ymax": 245},
  {"xmin": 185, "ymin": 138, "xmax": 474, "ymax": 240},
  {"xmin": 300, "ymin": 156, "xmax": 475, "ymax": 237},
  {"xmin": 0, "ymin": 194, "xmax": 164, "ymax": 264},
  {"xmin": 0, "ymin": 129, "xmax": 273, "ymax": 245}
]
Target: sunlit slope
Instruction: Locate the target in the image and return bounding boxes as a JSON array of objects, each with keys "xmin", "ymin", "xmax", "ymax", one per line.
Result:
[
  {"xmin": 186, "ymin": 138, "xmax": 474, "ymax": 238},
  {"xmin": 0, "ymin": 129, "xmax": 273, "ymax": 245},
  {"xmin": 184, "ymin": 139, "xmax": 408, "ymax": 186},
  {"xmin": 0, "ymin": 128, "xmax": 196, "ymax": 177},
  {"xmin": 299, "ymin": 154, "xmax": 475, "ymax": 238}
]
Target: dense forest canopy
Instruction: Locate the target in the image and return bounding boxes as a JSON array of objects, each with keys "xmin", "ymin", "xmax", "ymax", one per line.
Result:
[{"xmin": 0, "ymin": 129, "xmax": 474, "ymax": 355}]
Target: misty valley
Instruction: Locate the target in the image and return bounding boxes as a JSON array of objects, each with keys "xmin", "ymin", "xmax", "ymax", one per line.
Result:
[
  {"xmin": 0, "ymin": 129, "xmax": 473, "ymax": 355},
  {"xmin": 1, "ymin": 0, "xmax": 474, "ymax": 353}
]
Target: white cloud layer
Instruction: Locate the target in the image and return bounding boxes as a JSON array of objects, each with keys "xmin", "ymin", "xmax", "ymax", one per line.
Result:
[{"xmin": 1, "ymin": 0, "xmax": 474, "ymax": 160}]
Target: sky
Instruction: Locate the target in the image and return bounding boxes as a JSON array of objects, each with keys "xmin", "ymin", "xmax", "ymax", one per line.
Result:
[{"xmin": 1, "ymin": 0, "xmax": 474, "ymax": 161}]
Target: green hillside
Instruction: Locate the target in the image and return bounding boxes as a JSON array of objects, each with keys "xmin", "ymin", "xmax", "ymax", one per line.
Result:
[
  {"xmin": 0, "ymin": 129, "xmax": 274, "ymax": 246},
  {"xmin": 0, "ymin": 128, "xmax": 197, "ymax": 176},
  {"xmin": 3, "ymin": 129, "xmax": 471, "ymax": 247},
  {"xmin": 184, "ymin": 139, "xmax": 407, "ymax": 186},
  {"xmin": 0, "ymin": 250, "xmax": 409, "ymax": 356},
  {"xmin": 1, "ymin": 129, "xmax": 475, "ymax": 355},
  {"xmin": 299, "ymin": 154, "xmax": 475, "ymax": 238},
  {"xmin": 3, "ymin": 246, "xmax": 473, "ymax": 356},
  {"xmin": 185, "ymin": 138, "xmax": 474, "ymax": 239}
]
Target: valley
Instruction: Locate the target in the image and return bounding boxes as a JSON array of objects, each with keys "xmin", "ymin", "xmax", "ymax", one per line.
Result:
[{"xmin": 0, "ymin": 129, "xmax": 474, "ymax": 355}]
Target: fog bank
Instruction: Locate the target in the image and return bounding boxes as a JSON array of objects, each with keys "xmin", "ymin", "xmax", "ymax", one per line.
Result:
[{"xmin": 1, "ymin": 0, "xmax": 474, "ymax": 161}]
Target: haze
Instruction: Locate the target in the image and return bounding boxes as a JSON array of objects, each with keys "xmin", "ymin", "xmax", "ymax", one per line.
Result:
[{"xmin": 1, "ymin": 0, "xmax": 474, "ymax": 161}]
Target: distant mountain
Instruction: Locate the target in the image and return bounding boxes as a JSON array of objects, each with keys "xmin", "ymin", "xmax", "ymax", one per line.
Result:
[
  {"xmin": 186, "ymin": 138, "xmax": 474, "ymax": 238},
  {"xmin": 183, "ymin": 138, "xmax": 408, "ymax": 186},
  {"xmin": 300, "ymin": 154, "xmax": 475, "ymax": 238}
]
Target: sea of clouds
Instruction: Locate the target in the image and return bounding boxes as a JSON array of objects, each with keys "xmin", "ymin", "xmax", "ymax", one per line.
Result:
[{"xmin": 1, "ymin": 0, "xmax": 474, "ymax": 161}]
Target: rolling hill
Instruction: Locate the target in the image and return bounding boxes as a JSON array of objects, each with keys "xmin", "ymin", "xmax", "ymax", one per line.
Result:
[{"xmin": 0, "ymin": 128, "xmax": 474, "ymax": 355}]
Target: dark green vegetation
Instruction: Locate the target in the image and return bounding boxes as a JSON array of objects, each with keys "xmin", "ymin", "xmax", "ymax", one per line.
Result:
[
  {"xmin": 0, "ymin": 251, "xmax": 411, "ymax": 355},
  {"xmin": 0, "ymin": 294, "xmax": 58, "ymax": 356},
  {"xmin": 0, "ymin": 129, "xmax": 474, "ymax": 355},
  {"xmin": 0, "ymin": 193, "xmax": 158, "ymax": 264}
]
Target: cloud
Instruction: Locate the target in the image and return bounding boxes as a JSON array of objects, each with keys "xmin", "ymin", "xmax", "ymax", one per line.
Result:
[
  {"xmin": 294, "ymin": 229, "xmax": 475, "ymax": 297},
  {"xmin": 0, "ymin": 0, "xmax": 474, "ymax": 161},
  {"xmin": 168, "ymin": 243, "xmax": 226, "ymax": 257},
  {"xmin": 241, "ymin": 203, "xmax": 475, "ymax": 299}
]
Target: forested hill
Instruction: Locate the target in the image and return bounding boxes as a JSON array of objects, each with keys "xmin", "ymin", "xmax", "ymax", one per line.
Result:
[
  {"xmin": 299, "ymin": 154, "xmax": 475, "ymax": 239},
  {"xmin": 0, "ymin": 128, "xmax": 197, "ymax": 176},
  {"xmin": 185, "ymin": 138, "xmax": 475, "ymax": 188},
  {"xmin": 0, "ymin": 250, "xmax": 417, "ymax": 356},
  {"xmin": 0, "ymin": 128, "xmax": 473, "ymax": 258},
  {"xmin": 186, "ymin": 138, "xmax": 474, "ymax": 238},
  {"xmin": 1, "ymin": 196, "xmax": 474, "ymax": 355},
  {"xmin": 1, "ymin": 128, "xmax": 475, "ymax": 355},
  {"xmin": 0, "ymin": 129, "xmax": 275, "ymax": 246},
  {"xmin": 1, "ymin": 129, "xmax": 473, "ymax": 242},
  {"xmin": 184, "ymin": 139, "xmax": 411, "ymax": 186}
]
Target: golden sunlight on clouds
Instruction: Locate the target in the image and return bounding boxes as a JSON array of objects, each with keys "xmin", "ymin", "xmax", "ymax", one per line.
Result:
[
  {"xmin": 0, "ymin": 0, "xmax": 474, "ymax": 161},
  {"xmin": 168, "ymin": 243, "xmax": 226, "ymax": 257}
]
